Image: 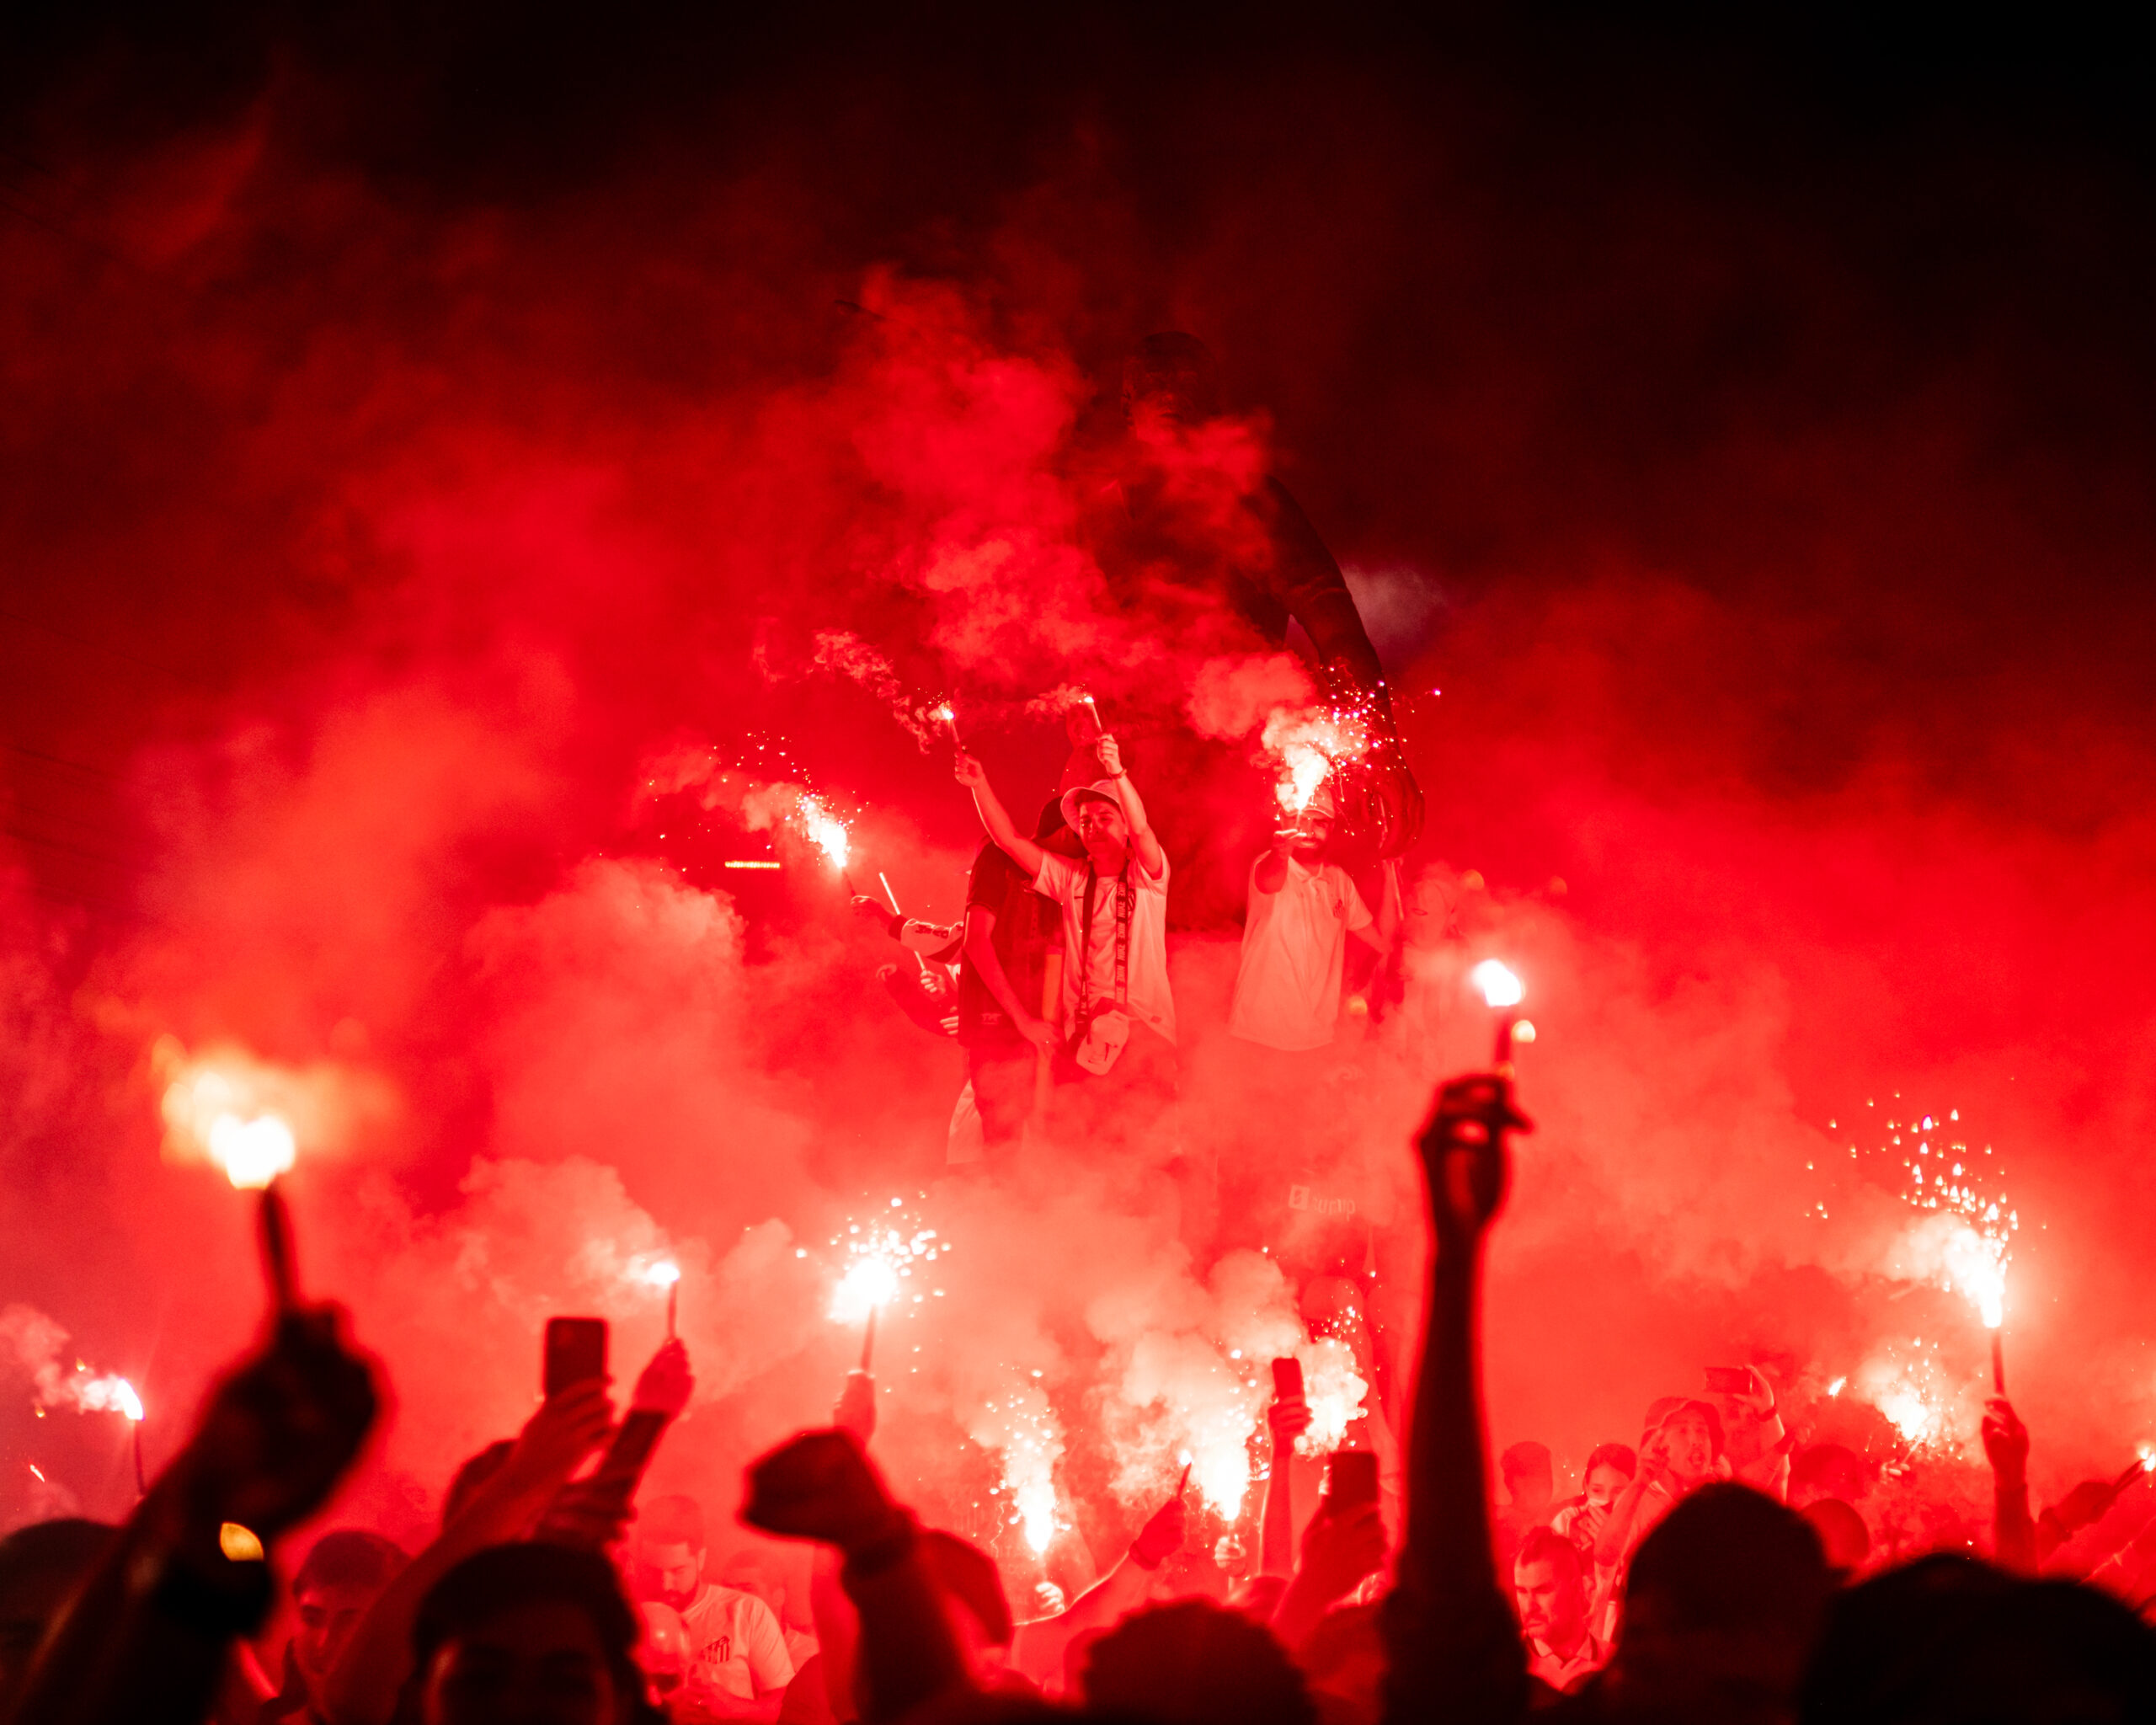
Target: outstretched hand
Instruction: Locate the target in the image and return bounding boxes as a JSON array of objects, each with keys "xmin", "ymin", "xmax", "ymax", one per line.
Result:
[
  {"xmin": 632, "ymin": 1338, "xmax": 695, "ymax": 1418},
  {"xmin": 1267, "ymin": 1395, "xmax": 1313, "ymax": 1448},
  {"xmin": 1096, "ymin": 734, "xmax": 1125, "ymax": 778},
  {"xmin": 1983, "ymin": 1397, "xmax": 2030, "ymax": 1481},
  {"xmin": 175, "ymin": 1304, "xmax": 380, "ymax": 1541},
  {"xmin": 500, "ymin": 1381, "xmax": 615, "ymax": 1498},
  {"xmin": 835, "ymin": 1369, "xmax": 877, "ymax": 1443},
  {"xmin": 953, "ymin": 753, "xmax": 987, "ymax": 789},
  {"xmin": 1298, "ymin": 1501, "xmax": 1386, "ymax": 1604},
  {"xmin": 1129, "ymin": 1490, "xmax": 1187, "ymax": 1568},
  {"xmin": 742, "ymin": 1429, "xmax": 905, "ymax": 1552},
  {"xmin": 1415, "ymin": 1073, "xmax": 1531, "ymax": 1252}
]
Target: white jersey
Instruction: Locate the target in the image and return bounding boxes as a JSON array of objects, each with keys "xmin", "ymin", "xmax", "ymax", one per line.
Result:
[
  {"xmin": 1228, "ymin": 856, "xmax": 1372, "ymax": 1051},
  {"xmin": 680, "ymin": 1582, "xmax": 795, "ymax": 1701},
  {"xmin": 1033, "ymin": 849, "xmax": 1175, "ymax": 1044}
]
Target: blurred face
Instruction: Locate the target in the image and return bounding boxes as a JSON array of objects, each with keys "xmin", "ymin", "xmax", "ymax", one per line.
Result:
[
  {"xmin": 1513, "ymin": 1556, "xmax": 1587, "ymax": 1652},
  {"xmin": 1288, "ymin": 814, "xmax": 1333, "ymax": 858},
  {"xmin": 420, "ymin": 1603, "xmax": 626, "ymax": 1725},
  {"xmin": 636, "ymin": 1541, "xmax": 702, "ymax": 1613},
  {"xmin": 1584, "ymin": 1463, "xmax": 1631, "ymax": 1514},
  {"xmin": 1075, "ymin": 798, "xmax": 1129, "ymax": 858},
  {"xmin": 295, "ymin": 1579, "xmax": 381, "ymax": 1686},
  {"xmin": 1122, "ymin": 355, "xmax": 1213, "ymax": 433},
  {"xmin": 1662, "ymin": 1413, "xmax": 1716, "ymax": 1485},
  {"xmin": 1508, "ymin": 1463, "xmax": 1554, "ymax": 1514}
]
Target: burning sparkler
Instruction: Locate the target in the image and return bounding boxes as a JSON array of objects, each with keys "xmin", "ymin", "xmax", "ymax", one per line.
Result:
[
  {"xmin": 794, "ymin": 792, "xmax": 852, "ymax": 873},
  {"xmin": 973, "ymin": 1379, "xmax": 1064, "ymax": 1554},
  {"xmin": 1260, "ymin": 702, "xmax": 1369, "ymax": 818},
  {"xmin": 157, "ymin": 1049, "xmax": 306, "ymax": 1308},
  {"xmin": 1874, "ymin": 1106, "xmax": 2018, "ymax": 1395},
  {"xmin": 932, "ymin": 702, "xmax": 963, "ymax": 750},
  {"xmin": 1470, "ymin": 959, "xmax": 1529, "ymax": 1065},
  {"xmin": 642, "ymin": 1260, "xmax": 681, "ymax": 1339},
  {"xmin": 828, "ymin": 1204, "xmax": 942, "ymax": 1368}
]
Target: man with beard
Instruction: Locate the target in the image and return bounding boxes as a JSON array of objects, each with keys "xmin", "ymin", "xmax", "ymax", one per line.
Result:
[
  {"xmin": 1076, "ymin": 333, "xmax": 1423, "ymax": 925},
  {"xmin": 1512, "ymin": 1528, "xmax": 1604, "ymax": 1695},
  {"xmin": 632, "ymin": 1496, "xmax": 793, "ymax": 1722}
]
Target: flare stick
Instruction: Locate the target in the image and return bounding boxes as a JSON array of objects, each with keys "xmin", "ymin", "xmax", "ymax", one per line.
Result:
[{"xmin": 259, "ymin": 1179, "xmax": 299, "ymax": 1312}]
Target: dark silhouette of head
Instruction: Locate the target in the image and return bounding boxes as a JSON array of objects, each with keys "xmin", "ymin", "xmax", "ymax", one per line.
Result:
[
  {"xmin": 413, "ymin": 1542, "xmax": 644, "ymax": 1725},
  {"xmin": 1608, "ymin": 1482, "xmax": 1830, "ymax": 1724},
  {"xmin": 1799, "ymin": 1498, "xmax": 1870, "ymax": 1578},
  {"xmin": 0, "ymin": 1519, "xmax": 117, "ymax": 1709},
  {"xmin": 1787, "ymin": 1442, "xmax": 1868, "ymax": 1510},
  {"xmin": 1122, "ymin": 333, "xmax": 1221, "ymax": 430},
  {"xmin": 1501, "ymin": 1440, "xmax": 1556, "ymax": 1512},
  {"xmin": 1801, "ymin": 1552, "xmax": 2156, "ymax": 1723},
  {"xmin": 1082, "ymin": 1598, "xmax": 1315, "ymax": 1725}
]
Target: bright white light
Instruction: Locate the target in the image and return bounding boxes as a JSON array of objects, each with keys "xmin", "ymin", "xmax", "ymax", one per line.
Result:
[
  {"xmin": 1470, "ymin": 959, "xmax": 1524, "ymax": 1008},
  {"xmin": 206, "ymin": 1114, "xmax": 296, "ymax": 1189},
  {"xmin": 797, "ymin": 793, "xmax": 851, "ymax": 871},
  {"xmin": 643, "ymin": 1260, "xmax": 681, "ymax": 1287},
  {"xmin": 830, "ymin": 1258, "xmax": 899, "ymax": 1324}
]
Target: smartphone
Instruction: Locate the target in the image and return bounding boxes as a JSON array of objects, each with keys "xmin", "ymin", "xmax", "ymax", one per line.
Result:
[
  {"xmin": 1272, "ymin": 1357, "xmax": 1305, "ymax": 1399},
  {"xmin": 544, "ymin": 1316, "xmax": 609, "ymax": 1397},
  {"xmin": 1326, "ymin": 1450, "xmax": 1380, "ymax": 1513},
  {"xmin": 1703, "ymin": 1365, "xmax": 1753, "ymax": 1395}
]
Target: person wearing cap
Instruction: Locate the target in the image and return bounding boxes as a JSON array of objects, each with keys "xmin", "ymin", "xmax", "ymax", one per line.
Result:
[
  {"xmin": 954, "ymin": 731, "xmax": 1176, "ymax": 1119},
  {"xmin": 1226, "ymin": 787, "xmax": 1392, "ymax": 1055},
  {"xmin": 1591, "ymin": 1396, "xmax": 1730, "ymax": 1608}
]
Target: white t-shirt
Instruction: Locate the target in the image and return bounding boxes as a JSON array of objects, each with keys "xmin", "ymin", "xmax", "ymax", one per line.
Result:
[
  {"xmin": 680, "ymin": 1582, "xmax": 795, "ymax": 1701},
  {"xmin": 1033, "ymin": 849, "xmax": 1175, "ymax": 1045},
  {"xmin": 1227, "ymin": 856, "xmax": 1372, "ymax": 1051}
]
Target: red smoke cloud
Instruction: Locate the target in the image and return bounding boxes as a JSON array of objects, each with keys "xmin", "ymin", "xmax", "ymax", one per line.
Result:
[{"xmin": 3, "ymin": 17, "xmax": 2154, "ymax": 1590}]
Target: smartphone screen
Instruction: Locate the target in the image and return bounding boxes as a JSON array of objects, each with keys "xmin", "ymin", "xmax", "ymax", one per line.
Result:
[
  {"xmin": 1326, "ymin": 1450, "xmax": 1380, "ymax": 1512},
  {"xmin": 544, "ymin": 1316, "xmax": 609, "ymax": 1397},
  {"xmin": 1703, "ymin": 1365, "xmax": 1753, "ymax": 1395},
  {"xmin": 1272, "ymin": 1356, "xmax": 1305, "ymax": 1399}
]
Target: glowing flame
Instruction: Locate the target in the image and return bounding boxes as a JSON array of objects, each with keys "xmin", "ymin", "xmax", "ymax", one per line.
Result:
[
  {"xmin": 1470, "ymin": 959, "xmax": 1524, "ymax": 1009},
  {"xmin": 1260, "ymin": 704, "xmax": 1368, "ymax": 815},
  {"xmin": 157, "ymin": 1049, "xmax": 307, "ymax": 1188},
  {"xmin": 827, "ymin": 1206, "xmax": 940, "ymax": 1323},
  {"xmin": 205, "ymin": 1112, "xmax": 296, "ymax": 1189},
  {"xmin": 1296, "ymin": 1338, "xmax": 1370, "ymax": 1456},
  {"xmin": 796, "ymin": 793, "xmax": 851, "ymax": 871},
  {"xmin": 2138, "ymin": 1443, "xmax": 2155, "ymax": 1473},
  {"xmin": 972, "ymin": 1377, "xmax": 1064, "ymax": 1555},
  {"xmin": 1940, "ymin": 1223, "xmax": 2007, "ymax": 1330},
  {"xmin": 1875, "ymin": 1377, "xmax": 1941, "ymax": 1446},
  {"xmin": 640, "ymin": 1260, "xmax": 681, "ymax": 1289},
  {"xmin": 830, "ymin": 1257, "xmax": 899, "ymax": 1322},
  {"xmin": 80, "ymin": 1375, "xmax": 143, "ymax": 1423}
]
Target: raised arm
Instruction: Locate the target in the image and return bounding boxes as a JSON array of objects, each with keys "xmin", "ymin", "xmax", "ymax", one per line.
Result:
[
  {"xmin": 1983, "ymin": 1397, "xmax": 2037, "ymax": 1575},
  {"xmin": 1009, "ymin": 1493, "xmax": 1182, "ymax": 1690},
  {"xmin": 1093, "ymin": 735, "xmax": 1164, "ymax": 879},
  {"xmin": 9, "ymin": 1306, "xmax": 378, "ymax": 1725},
  {"xmin": 318, "ymin": 1381, "xmax": 614, "ymax": 1725},
  {"xmin": 1262, "ymin": 1392, "xmax": 1310, "ymax": 1575},
  {"xmin": 743, "ymin": 1430, "xmax": 968, "ymax": 1725},
  {"xmin": 1381, "ymin": 1074, "xmax": 1533, "ymax": 1725},
  {"xmin": 953, "ymin": 755, "xmax": 1045, "ymax": 876}
]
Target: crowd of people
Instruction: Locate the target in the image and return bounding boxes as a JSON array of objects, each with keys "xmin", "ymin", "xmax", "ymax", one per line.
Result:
[
  {"xmin": 6, "ymin": 338, "xmax": 2152, "ymax": 1722},
  {"xmin": 4, "ymin": 1066, "xmax": 2153, "ymax": 1725}
]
